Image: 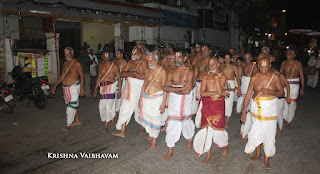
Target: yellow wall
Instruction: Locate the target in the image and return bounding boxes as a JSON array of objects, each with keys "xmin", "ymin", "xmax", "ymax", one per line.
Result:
[{"xmin": 81, "ymin": 22, "xmax": 114, "ymax": 52}]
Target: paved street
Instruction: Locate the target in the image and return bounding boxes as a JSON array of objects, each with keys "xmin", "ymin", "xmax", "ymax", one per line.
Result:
[{"xmin": 0, "ymin": 87, "xmax": 320, "ymax": 174}]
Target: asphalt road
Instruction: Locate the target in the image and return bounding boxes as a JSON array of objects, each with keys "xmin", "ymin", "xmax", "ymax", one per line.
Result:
[{"xmin": 0, "ymin": 86, "xmax": 319, "ymax": 174}]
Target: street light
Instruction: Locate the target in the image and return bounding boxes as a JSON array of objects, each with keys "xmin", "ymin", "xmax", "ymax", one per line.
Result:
[{"xmin": 282, "ymin": 9, "xmax": 286, "ymax": 13}]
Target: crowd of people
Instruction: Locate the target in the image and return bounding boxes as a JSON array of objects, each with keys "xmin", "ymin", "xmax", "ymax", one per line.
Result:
[{"xmin": 51, "ymin": 42, "xmax": 307, "ymax": 170}]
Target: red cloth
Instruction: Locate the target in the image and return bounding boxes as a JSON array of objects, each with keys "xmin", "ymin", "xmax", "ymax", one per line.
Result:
[{"xmin": 201, "ymin": 96, "xmax": 225, "ymax": 130}]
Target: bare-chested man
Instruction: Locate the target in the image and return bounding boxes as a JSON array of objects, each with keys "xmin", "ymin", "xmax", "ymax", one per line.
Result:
[
  {"xmin": 220, "ymin": 53, "xmax": 241, "ymax": 128},
  {"xmin": 113, "ymin": 47, "xmax": 148, "ymax": 138},
  {"xmin": 241, "ymin": 58, "xmax": 284, "ymax": 169},
  {"xmin": 280, "ymin": 49, "xmax": 304, "ymax": 130},
  {"xmin": 94, "ymin": 51, "xmax": 121, "ymax": 132},
  {"xmin": 52, "ymin": 47, "xmax": 84, "ymax": 131},
  {"xmin": 239, "ymin": 53, "xmax": 258, "ymax": 141},
  {"xmin": 113, "ymin": 49, "xmax": 127, "ymax": 123},
  {"xmin": 270, "ymin": 62, "xmax": 290, "ymax": 135},
  {"xmin": 193, "ymin": 44, "xmax": 211, "ymax": 116},
  {"xmin": 234, "ymin": 57, "xmax": 244, "ymax": 108},
  {"xmin": 193, "ymin": 57, "xmax": 229, "ymax": 165},
  {"xmin": 191, "ymin": 43, "xmax": 202, "ymax": 69},
  {"xmin": 138, "ymin": 52, "xmax": 167, "ymax": 150},
  {"xmin": 160, "ymin": 53, "xmax": 176, "ymax": 130},
  {"xmin": 139, "ymin": 43, "xmax": 148, "ymax": 61},
  {"xmin": 229, "ymin": 47, "xmax": 239, "ymax": 64},
  {"xmin": 237, "ymin": 53, "xmax": 258, "ymax": 113},
  {"xmin": 162, "ymin": 50, "xmax": 195, "ymax": 160}
]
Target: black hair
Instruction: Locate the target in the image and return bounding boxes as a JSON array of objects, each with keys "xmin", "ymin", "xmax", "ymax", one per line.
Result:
[
  {"xmin": 271, "ymin": 62, "xmax": 280, "ymax": 71},
  {"xmin": 216, "ymin": 51, "xmax": 226, "ymax": 59},
  {"xmin": 175, "ymin": 49, "xmax": 186, "ymax": 58},
  {"xmin": 237, "ymin": 57, "xmax": 244, "ymax": 62},
  {"xmin": 117, "ymin": 49, "xmax": 124, "ymax": 54}
]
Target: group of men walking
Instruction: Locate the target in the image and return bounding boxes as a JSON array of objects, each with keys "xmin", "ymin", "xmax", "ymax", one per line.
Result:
[{"xmin": 51, "ymin": 43, "xmax": 304, "ymax": 170}]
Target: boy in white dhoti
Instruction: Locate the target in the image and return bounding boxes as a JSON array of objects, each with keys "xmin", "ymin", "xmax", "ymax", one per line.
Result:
[
  {"xmin": 94, "ymin": 52, "xmax": 121, "ymax": 132},
  {"xmin": 162, "ymin": 50, "xmax": 195, "ymax": 160},
  {"xmin": 52, "ymin": 47, "xmax": 84, "ymax": 131},
  {"xmin": 193, "ymin": 58, "xmax": 229, "ymax": 165},
  {"xmin": 280, "ymin": 49, "xmax": 304, "ymax": 130},
  {"xmin": 113, "ymin": 47, "xmax": 148, "ymax": 138},
  {"xmin": 241, "ymin": 58, "xmax": 284, "ymax": 169},
  {"xmin": 220, "ymin": 53, "xmax": 241, "ymax": 128},
  {"xmin": 138, "ymin": 52, "xmax": 167, "ymax": 150}
]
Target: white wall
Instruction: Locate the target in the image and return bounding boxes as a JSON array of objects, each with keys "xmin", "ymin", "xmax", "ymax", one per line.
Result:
[{"xmin": 129, "ymin": 25, "xmax": 198, "ymax": 48}]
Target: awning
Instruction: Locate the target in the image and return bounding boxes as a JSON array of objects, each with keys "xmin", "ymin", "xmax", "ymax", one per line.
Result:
[{"xmin": 1, "ymin": 0, "xmax": 164, "ymax": 26}]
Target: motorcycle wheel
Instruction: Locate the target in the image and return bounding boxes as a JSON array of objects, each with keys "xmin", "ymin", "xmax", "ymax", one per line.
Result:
[{"xmin": 34, "ymin": 91, "xmax": 48, "ymax": 109}]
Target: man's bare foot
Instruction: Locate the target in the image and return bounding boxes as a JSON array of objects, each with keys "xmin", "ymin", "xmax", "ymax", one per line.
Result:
[
  {"xmin": 201, "ymin": 156, "xmax": 211, "ymax": 165},
  {"xmin": 71, "ymin": 122, "xmax": 82, "ymax": 127},
  {"xmin": 110, "ymin": 119, "xmax": 116, "ymax": 126},
  {"xmin": 185, "ymin": 140, "xmax": 193, "ymax": 151},
  {"xmin": 250, "ymin": 154, "xmax": 261, "ymax": 162},
  {"xmin": 100, "ymin": 128, "xmax": 108, "ymax": 133},
  {"xmin": 278, "ymin": 129, "xmax": 283, "ymax": 136},
  {"xmin": 147, "ymin": 136, "xmax": 153, "ymax": 141},
  {"xmin": 112, "ymin": 132, "xmax": 125, "ymax": 138},
  {"xmin": 149, "ymin": 143, "xmax": 157, "ymax": 150},
  {"xmin": 139, "ymin": 126, "xmax": 145, "ymax": 134},
  {"xmin": 286, "ymin": 123, "xmax": 291, "ymax": 130},
  {"xmin": 241, "ymin": 138, "xmax": 248, "ymax": 142},
  {"xmin": 221, "ymin": 147, "xmax": 228, "ymax": 159},
  {"xmin": 162, "ymin": 151, "xmax": 173, "ymax": 160},
  {"xmin": 62, "ymin": 126, "xmax": 71, "ymax": 131},
  {"xmin": 264, "ymin": 159, "xmax": 272, "ymax": 170}
]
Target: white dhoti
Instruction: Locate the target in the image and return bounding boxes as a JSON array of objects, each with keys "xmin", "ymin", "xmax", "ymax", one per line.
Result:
[
  {"xmin": 62, "ymin": 81, "xmax": 81, "ymax": 126},
  {"xmin": 116, "ymin": 77, "xmax": 144, "ymax": 130},
  {"xmin": 234, "ymin": 77, "xmax": 239, "ymax": 103},
  {"xmin": 115, "ymin": 77, "xmax": 126, "ymax": 112},
  {"xmin": 165, "ymin": 89, "xmax": 195, "ymax": 147},
  {"xmin": 237, "ymin": 76, "xmax": 251, "ymax": 113},
  {"xmin": 161, "ymin": 95, "xmax": 169, "ymax": 126},
  {"xmin": 191, "ymin": 80, "xmax": 202, "ymax": 115},
  {"xmin": 277, "ymin": 87, "xmax": 287, "ymax": 130},
  {"xmin": 225, "ymin": 80, "xmax": 235, "ymax": 117},
  {"xmin": 244, "ymin": 96, "xmax": 278, "ymax": 157},
  {"xmin": 283, "ymin": 78, "xmax": 300, "ymax": 123},
  {"xmin": 139, "ymin": 91, "xmax": 163, "ymax": 138},
  {"xmin": 99, "ymin": 81, "xmax": 117, "ymax": 123},
  {"xmin": 306, "ymin": 70, "xmax": 319, "ymax": 88},
  {"xmin": 240, "ymin": 112, "xmax": 253, "ymax": 139},
  {"xmin": 193, "ymin": 127, "xmax": 228, "ymax": 156}
]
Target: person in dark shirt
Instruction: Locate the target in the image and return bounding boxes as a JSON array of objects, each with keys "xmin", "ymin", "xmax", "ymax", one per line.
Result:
[{"xmin": 78, "ymin": 48, "xmax": 92, "ymax": 97}]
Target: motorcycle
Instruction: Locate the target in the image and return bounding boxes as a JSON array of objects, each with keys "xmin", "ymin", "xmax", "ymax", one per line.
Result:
[
  {"xmin": 0, "ymin": 83, "xmax": 18, "ymax": 113},
  {"xmin": 11, "ymin": 65, "xmax": 50, "ymax": 110}
]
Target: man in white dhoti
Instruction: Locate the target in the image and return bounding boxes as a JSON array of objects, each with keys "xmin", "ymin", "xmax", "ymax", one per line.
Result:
[
  {"xmin": 113, "ymin": 47, "xmax": 148, "ymax": 138},
  {"xmin": 52, "ymin": 47, "xmax": 84, "ymax": 131},
  {"xmin": 241, "ymin": 58, "xmax": 284, "ymax": 169},
  {"xmin": 280, "ymin": 49, "xmax": 304, "ymax": 130},
  {"xmin": 138, "ymin": 52, "xmax": 167, "ymax": 150},
  {"xmin": 94, "ymin": 52, "xmax": 121, "ymax": 132},
  {"xmin": 220, "ymin": 53, "xmax": 241, "ymax": 128},
  {"xmin": 193, "ymin": 57, "xmax": 229, "ymax": 165},
  {"xmin": 162, "ymin": 50, "xmax": 195, "ymax": 160},
  {"xmin": 238, "ymin": 53, "xmax": 258, "ymax": 141},
  {"xmin": 192, "ymin": 44, "xmax": 212, "ymax": 116},
  {"xmin": 271, "ymin": 62, "xmax": 291, "ymax": 135},
  {"xmin": 114, "ymin": 49, "xmax": 127, "ymax": 125}
]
